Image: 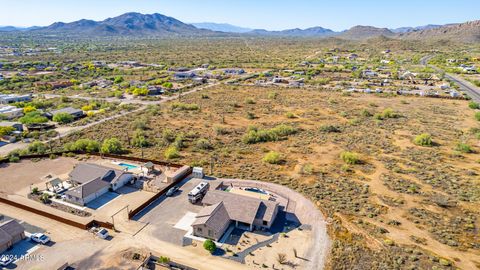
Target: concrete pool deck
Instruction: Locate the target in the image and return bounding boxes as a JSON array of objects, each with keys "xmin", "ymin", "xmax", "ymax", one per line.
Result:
[{"xmin": 227, "ymin": 187, "xmax": 271, "ymax": 201}]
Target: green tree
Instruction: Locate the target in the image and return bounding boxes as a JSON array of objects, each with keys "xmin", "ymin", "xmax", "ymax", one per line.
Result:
[
  {"xmin": 53, "ymin": 112, "xmax": 74, "ymax": 124},
  {"xmin": 19, "ymin": 111, "xmax": 48, "ymax": 124},
  {"xmin": 0, "ymin": 126, "xmax": 15, "ymax": 137},
  {"xmin": 203, "ymin": 239, "xmax": 216, "ymax": 254},
  {"xmin": 101, "ymin": 138, "xmax": 124, "ymax": 154},
  {"xmin": 164, "ymin": 145, "xmax": 180, "ymax": 159}
]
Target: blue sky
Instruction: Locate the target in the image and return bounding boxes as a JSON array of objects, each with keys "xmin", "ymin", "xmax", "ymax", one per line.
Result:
[{"xmin": 1, "ymin": 0, "xmax": 478, "ymax": 31}]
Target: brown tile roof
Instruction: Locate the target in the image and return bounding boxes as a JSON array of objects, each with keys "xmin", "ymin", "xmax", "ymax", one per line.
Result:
[
  {"xmin": 192, "ymin": 202, "xmax": 230, "ymax": 235},
  {"xmin": 202, "ymin": 190, "xmax": 278, "ymax": 225},
  {"xmin": 0, "ymin": 220, "xmax": 24, "ymax": 246},
  {"xmin": 65, "ymin": 177, "xmax": 110, "ymax": 199}
]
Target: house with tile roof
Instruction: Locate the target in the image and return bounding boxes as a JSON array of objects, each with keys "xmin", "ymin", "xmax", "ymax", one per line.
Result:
[{"xmin": 0, "ymin": 219, "xmax": 25, "ymax": 253}]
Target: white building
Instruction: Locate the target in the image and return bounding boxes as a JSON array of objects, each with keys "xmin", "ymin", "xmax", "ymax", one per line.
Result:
[
  {"xmin": 0, "ymin": 94, "xmax": 32, "ymax": 104},
  {"xmin": 0, "ymin": 105, "xmax": 23, "ymax": 119}
]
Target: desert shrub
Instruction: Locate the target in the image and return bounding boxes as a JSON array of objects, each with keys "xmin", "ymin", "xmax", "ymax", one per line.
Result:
[
  {"xmin": 23, "ymin": 105, "xmax": 36, "ymax": 113},
  {"xmin": 164, "ymin": 145, "xmax": 180, "ymax": 159},
  {"xmin": 468, "ymin": 101, "xmax": 480, "ymax": 109},
  {"xmin": 301, "ymin": 163, "xmax": 314, "ymax": 175},
  {"xmin": 203, "ymin": 239, "xmax": 216, "ymax": 254},
  {"xmin": 246, "ymin": 112, "xmax": 256, "ymax": 119},
  {"xmin": 245, "ymin": 98, "xmax": 256, "ymax": 104},
  {"xmin": 28, "ymin": 141, "xmax": 47, "ymax": 154},
  {"xmin": 413, "ymin": 133, "xmax": 433, "ymax": 146},
  {"xmin": 161, "ymin": 128, "xmax": 176, "ymax": 144},
  {"xmin": 285, "ymin": 112, "xmax": 296, "ymax": 118},
  {"xmin": 263, "ymin": 151, "xmax": 282, "ymax": 164},
  {"xmin": 131, "ymin": 129, "xmax": 150, "ymax": 147},
  {"xmin": 0, "ymin": 126, "xmax": 15, "ymax": 136},
  {"xmin": 214, "ymin": 126, "xmax": 229, "ymax": 135},
  {"xmin": 172, "ymin": 133, "xmax": 186, "ymax": 149},
  {"xmin": 340, "ymin": 151, "xmax": 360, "ymax": 165},
  {"xmin": 196, "ymin": 138, "xmax": 213, "ymax": 150},
  {"xmin": 64, "ymin": 139, "xmax": 99, "ymax": 153},
  {"xmin": 277, "ymin": 253, "xmax": 287, "ymax": 264},
  {"xmin": 53, "ymin": 112, "xmax": 74, "ymax": 124},
  {"xmin": 475, "ymin": 112, "xmax": 480, "ymax": 121},
  {"xmin": 320, "ymin": 125, "xmax": 341, "ymax": 133},
  {"xmin": 361, "ymin": 109, "xmax": 372, "ymax": 117},
  {"xmin": 19, "ymin": 111, "xmax": 48, "ymax": 124},
  {"xmin": 242, "ymin": 124, "xmax": 297, "ymax": 144},
  {"xmin": 381, "ymin": 108, "xmax": 399, "ymax": 119},
  {"xmin": 100, "ymin": 138, "xmax": 123, "ymax": 154},
  {"xmin": 171, "ymin": 102, "xmax": 199, "ymax": 111},
  {"xmin": 455, "ymin": 142, "xmax": 473, "ymax": 153},
  {"xmin": 131, "ymin": 87, "xmax": 148, "ymax": 96},
  {"xmin": 268, "ymin": 92, "xmax": 278, "ymax": 99}
]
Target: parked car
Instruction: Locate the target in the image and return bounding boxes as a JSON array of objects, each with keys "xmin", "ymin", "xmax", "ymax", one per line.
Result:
[
  {"xmin": 0, "ymin": 256, "xmax": 13, "ymax": 266},
  {"xmin": 31, "ymin": 233, "xmax": 50, "ymax": 244},
  {"xmin": 96, "ymin": 228, "xmax": 109, "ymax": 239},
  {"xmin": 166, "ymin": 186, "xmax": 179, "ymax": 197}
]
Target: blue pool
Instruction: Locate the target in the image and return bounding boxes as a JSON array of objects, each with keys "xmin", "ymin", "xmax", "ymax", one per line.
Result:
[
  {"xmin": 118, "ymin": 163, "xmax": 138, "ymax": 170},
  {"xmin": 244, "ymin": 187, "xmax": 268, "ymax": 195}
]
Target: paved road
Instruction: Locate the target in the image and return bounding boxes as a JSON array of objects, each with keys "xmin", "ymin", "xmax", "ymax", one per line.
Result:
[{"xmin": 421, "ymin": 54, "xmax": 480, "ymax": 102}]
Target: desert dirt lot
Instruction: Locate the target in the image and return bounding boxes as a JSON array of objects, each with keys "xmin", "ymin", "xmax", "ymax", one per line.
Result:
[{"xmin": 64, "ymin": 85, "xmax": 480, "ymax": 269}]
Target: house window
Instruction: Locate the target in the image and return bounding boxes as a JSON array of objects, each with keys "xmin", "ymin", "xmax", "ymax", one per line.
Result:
[
  {"xmin": 208, "ymin": 230, "xmax": 213, "ymax": 237},
  {"xmin": 262, "ymin": 220, "xmax": 268, "ymax": 226},
  {"xmin": 197, "ymin": 228, "xmax": 202, "ymax": 233}
]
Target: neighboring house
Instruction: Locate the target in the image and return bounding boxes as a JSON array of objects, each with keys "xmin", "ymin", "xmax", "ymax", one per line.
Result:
[
  {"xmin": 174, "ymin": 72, "xmax": 196, "ymax": 80},
  {"xmin": 65, "ymin": 163, "xmax": 135, "ymax": 206},
  {"xmin": 47, "ymin": 107, "xmax": 84, "ymax": 120},
  {"xmin": 0, "ymin": 219, "xmax": 25, "ymax": 253},
  {"xmin": 348, "ymin": 54, "xmax": 358, "ymax": 60},
  {"xmin": 0, "ymin": 74, "xmax": 4, "ymax": 81},
  {"xmin": 362, "ymin": 70, "xmax": 378, "ymax": 77},
  {"xmin": 34, "ymin": 81, "xmax": 73, "ymax": 90},
  {"xmin": 192, "ymin": 189, "xmax": 279, "ymax": 240},
  {"xmin": 0, "ymin": 94, "xmax": 32, "ymax": 104},
  {"xmin": 0, "ymin": 105, "xmax": 23, "ymax": 119},
  {"xmin": 223, "ymin": 68, "xmax": 245, "ymax": 75},
  {"xmin": 147, "ymin": 85, "xmax": 164, "ymax": 96}
]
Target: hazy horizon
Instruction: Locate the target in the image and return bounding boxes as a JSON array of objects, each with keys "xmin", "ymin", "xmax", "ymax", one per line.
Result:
[{"xmin": 0, "ymin": 0, "xmax": 478, "ymax": 31}]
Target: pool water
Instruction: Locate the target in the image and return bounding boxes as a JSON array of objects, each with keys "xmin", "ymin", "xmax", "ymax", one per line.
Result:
[
  {"xmin": 244, "ymin": 187, "xmax": 268, "ymax": 195},
  {"xmin": 118, "ymin": 163, "xmax": 138, "ymax": 170}
]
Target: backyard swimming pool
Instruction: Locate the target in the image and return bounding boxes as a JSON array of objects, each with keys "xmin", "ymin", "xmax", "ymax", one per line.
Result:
[
  {"xmin": 244, "ymin": 187, "xmax": 269, "ymax": 195},
  {"xmin": 118, "ymin": 163, "xmax": 138, "ymax": 170}
]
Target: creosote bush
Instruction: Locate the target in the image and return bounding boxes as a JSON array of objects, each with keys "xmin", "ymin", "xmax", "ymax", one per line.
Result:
[
  {"xmin": 340, "ymin": 151, "xmax": 360, "ymax": 165},
  {"xmin": 413, "ymin": 133, "xmax": 433, "ymax": 146},
  {"xmin": 263, "ymin": 151, "xmax": 282, "ymax": 164}
]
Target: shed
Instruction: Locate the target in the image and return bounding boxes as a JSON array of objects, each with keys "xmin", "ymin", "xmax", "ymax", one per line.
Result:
[{"xmin": 192, "ymin": 167, "xmax": 204, "ymax": 179}]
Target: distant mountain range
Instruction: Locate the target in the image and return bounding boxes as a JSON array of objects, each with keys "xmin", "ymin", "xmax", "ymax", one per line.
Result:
[
  {"xmin": 1, "ymin": 12, "xmax": 479, "ymax": 42},
  {"xmin": 23, "ymin": 12, "xmax": 215, "ymax": 36},
  {"xmin": 191, "ymin": 22, "xmax": 252, "ymax": 33},
  {"xmin": 0, "ymin": 26, "xmax": 41, "ymax": 31}
]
